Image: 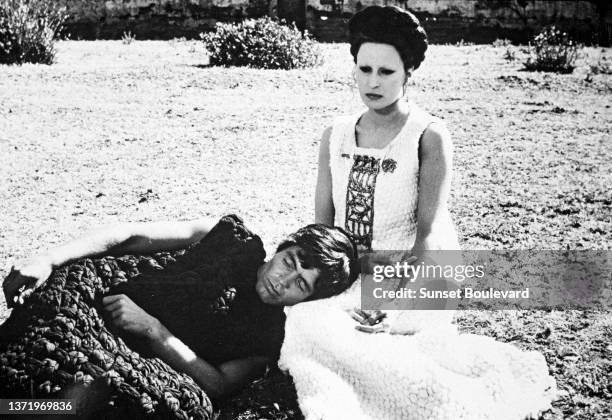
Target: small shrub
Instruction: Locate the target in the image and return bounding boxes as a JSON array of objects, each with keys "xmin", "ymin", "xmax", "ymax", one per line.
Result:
[
  {"xmin": 504, "ymin": 47, "xmax": 516, "ymax": 61},
  {"xmin": 492, "ymin": 38, "xmax": 512, "ymax": 48},
  {"xmin": 588, "ymin": 55, "xmax": 612, "ymax": 75},
  {"xmin": 0, "ymin": 0, "xmax": 67, "ymax": 65},
  {"xmin": 121, "ymin": 30, "xmax": 136, "ymax": 45},
  {"xmin": 455, "ymin": 39, "xmax": 475, "ymax": 47},
  {"xmin": 524, "ymin": 26, "xmax": 580, "ymax": 73},
  {"xmin": 200, "ymin": 17, "xmax": 322, "ymax": 70}
]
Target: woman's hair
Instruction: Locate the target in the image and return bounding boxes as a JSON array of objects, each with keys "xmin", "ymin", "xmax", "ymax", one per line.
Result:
[
  {"xmin": 348, "ymin": 5, "xmax": 428, "ymax": 72},
  {"xmin": 276, "ymin": 224, "xmax": 359, "ymax": 300}
]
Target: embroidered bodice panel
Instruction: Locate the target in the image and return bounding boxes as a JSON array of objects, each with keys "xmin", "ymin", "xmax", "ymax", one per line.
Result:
[{"xmin": 329, "ymin": 104, "xmax": 440, "ymax": 252}]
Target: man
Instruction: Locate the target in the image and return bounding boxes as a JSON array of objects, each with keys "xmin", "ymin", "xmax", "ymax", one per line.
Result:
[{"xmin": 2, "ymin": 215, "xmax": 359, "ymax": 402}]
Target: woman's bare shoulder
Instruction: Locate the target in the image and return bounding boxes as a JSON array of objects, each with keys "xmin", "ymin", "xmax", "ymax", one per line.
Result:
[{"xmin": 421, "ymin": 121, "xmax": 452, "ymax": 156}]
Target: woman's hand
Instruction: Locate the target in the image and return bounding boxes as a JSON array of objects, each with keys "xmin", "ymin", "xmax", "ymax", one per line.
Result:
[
  {"xmin": 350, "ymin": 308, "xmax": 389, "ymax": 334},
  {"xmin": 103, "ymin": 294, "xmax": 161, "ymax": 339},
  {"xmin": 3, "ymin": 255, "xmax": 54, "ymax": 307}
]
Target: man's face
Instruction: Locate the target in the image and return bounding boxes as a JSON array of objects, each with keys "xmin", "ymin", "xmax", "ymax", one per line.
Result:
[{"xmin": 255, "ymin": 246, "xmax": 321, "ymax": 306}]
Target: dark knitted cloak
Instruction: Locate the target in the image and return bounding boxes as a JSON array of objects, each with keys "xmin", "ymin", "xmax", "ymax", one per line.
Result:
[{"xmin": 0, "ymin": 215, "xmax": 285, "ymax": 419}]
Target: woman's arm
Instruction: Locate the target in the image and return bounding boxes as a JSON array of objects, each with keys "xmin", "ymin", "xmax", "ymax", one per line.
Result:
[
  {"xmin": 3, "ymin": 218, "xmax": 217, "ymax": 306},
  {"xmin": 315, "ymin": 126, "xmax": 335, "ymax": 225},
  {"xmin": 354, "ymin": 123, "xmax": 454, "ymax": 333},
  {"xmin": 104, "ymin": 294, "xmax": 268, "ymax": 400},
  {"xmin": 413, "ymin": 122, "xmax": 453, "ymax": 252}
]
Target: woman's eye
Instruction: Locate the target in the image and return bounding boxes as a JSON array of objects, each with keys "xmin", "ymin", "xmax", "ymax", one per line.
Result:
[
  {"xmin": 381, "ymin": 69, "xmax": 395, "ymax": 75},
  {"xmin": 359, "ymin": 66, "xmax": 371, "ymax": 73}
]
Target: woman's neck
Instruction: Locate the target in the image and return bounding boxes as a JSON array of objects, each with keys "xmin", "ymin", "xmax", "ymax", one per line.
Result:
[{"xmin": 363, "ymin": 99, "xmax": 410, "ymax": 128}]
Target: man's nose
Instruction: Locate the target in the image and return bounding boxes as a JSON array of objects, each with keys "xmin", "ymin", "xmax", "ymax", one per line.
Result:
[{"xmin": 278, "ymin": 272, "xmax": 298, "ymax": 289}]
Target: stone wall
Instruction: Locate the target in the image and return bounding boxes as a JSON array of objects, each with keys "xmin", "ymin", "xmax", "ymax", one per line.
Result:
[
  {"xmin": 61, "ymin": 0, "xmax": 271, "ymax": 39},
  {"xmin": 59, "ymin": 0, "xmax": 610, "ymax": 44},
  {"xmin": 308, "ymin": 0, "xmax": 597, "ymax": 21},
  {"xmin": 311, "ymin": 0, "xmax": 601, "ymax": 22},
  {"xmin": 307, "ymin": 0, "xmax": 610, "ymax": 44}
]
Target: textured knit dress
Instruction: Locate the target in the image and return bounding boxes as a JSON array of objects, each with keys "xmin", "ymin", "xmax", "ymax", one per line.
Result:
[
  {"xmin": 279, "ymin": 104, "xmax": 558, "ymax": 420},
  {"xmin": 329, "ymin": 101, "xmax": 459, "ymax": 253}
]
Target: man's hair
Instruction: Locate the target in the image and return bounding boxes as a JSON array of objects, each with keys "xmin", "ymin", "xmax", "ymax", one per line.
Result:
[
  {"xmin": 276, "ymin": 224, "xmax": 359, "ymax": 300},
  {"xmin": 348, "ymin": 5, "xmax": 428, "ymax": 72}
]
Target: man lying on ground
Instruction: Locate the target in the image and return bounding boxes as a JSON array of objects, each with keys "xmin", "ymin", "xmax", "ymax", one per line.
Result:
[{"xmin": 1, "ymin": 215, "xmax": 359, "ymax": 418}]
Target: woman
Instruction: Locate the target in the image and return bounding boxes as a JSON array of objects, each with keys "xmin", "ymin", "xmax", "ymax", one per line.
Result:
[
  {"xmin": 316, "ymin": 5, "xmax": 459, "ymax": 263},
  {"xmin": 316, "ymin": 3, "xmax": 460, "ymax": 327},
  {"xmin": 279, "ymin": 6, "xmax": 558, "ymax": 420}
]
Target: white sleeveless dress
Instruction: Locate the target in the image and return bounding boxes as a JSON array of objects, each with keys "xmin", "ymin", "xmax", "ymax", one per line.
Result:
[
  {"xmin": 327, "ymin": 102, "xmax": 460, "ymax": 320},
  {"xmin": 279, "ymin": 104, "xmax": 558, "ymax": 420},
  {"xmin": 329, "ymin": 101, "xmax": 455, "ymax": 252}
]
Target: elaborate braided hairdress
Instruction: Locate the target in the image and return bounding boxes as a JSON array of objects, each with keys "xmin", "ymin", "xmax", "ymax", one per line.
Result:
[{"xmin": 0, "ymin": 215, "xmax": 285, "ymax": 419}]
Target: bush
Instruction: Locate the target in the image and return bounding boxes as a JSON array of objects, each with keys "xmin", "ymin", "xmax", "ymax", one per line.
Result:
[
  {"xmin": 492, "ymin": 38, "xmax": 511, "ymax": 48},
  {"xmin": 0, "ymin": 0, "xmax": 67, "ymax": 65},
  {"xmin": 523, "ymin": 26, "xmax": 580, "ymax": 73},
  {"xmin": 503, "ymin": 47, "xmax": 516, "ymax": 61},
  {"xmin": 455, "ymin": 39, "xmax": 475, "ymax": 47},
  {"xmin": 200, "ymin": 17, "xmax": 322, "ymax": 70},
  {"xmin": 589, "ymin": 55, "xmax": 612, "ymax": 75},
  {"xmin": 121, "ymin": 30, "xmax": 136, "ymax": 45}
]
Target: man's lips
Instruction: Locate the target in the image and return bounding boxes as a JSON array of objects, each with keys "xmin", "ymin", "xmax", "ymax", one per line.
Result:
[{"xmin": 265, "ymin": 278, "xmax": 280, "ymax": 297}]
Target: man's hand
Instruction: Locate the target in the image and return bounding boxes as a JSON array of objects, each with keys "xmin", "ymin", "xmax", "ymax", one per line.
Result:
[
  {"xmin": 103, "ymin": 294, "xmax": 160, "ymax": 338},
  {"xmin": 3, "ymin": 256, "xmax": 54, "ymax": 308},
  {"xmin": 350, "ymin": 308, "xmax": 389, "ymax": 334}
]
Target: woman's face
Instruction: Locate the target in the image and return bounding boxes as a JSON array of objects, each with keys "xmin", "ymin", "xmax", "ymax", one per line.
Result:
[{"xmin": 354, "ymin": 42, "xmax": 407, "ymax": 111}]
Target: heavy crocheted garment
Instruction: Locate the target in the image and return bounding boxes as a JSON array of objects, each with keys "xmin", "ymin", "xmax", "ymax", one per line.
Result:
[
  {"xmin": 279, "ymin": 284, "xmax": 559, "ymax": 420},
  {"xmin": 0, "ymin": 215, "xmax": 281, "ymax": 419}
]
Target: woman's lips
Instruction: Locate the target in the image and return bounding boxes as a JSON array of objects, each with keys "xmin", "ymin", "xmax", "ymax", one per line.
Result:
[{"xmin": 366, "ymin": 93, "xmax": 383, "ymax": 100}]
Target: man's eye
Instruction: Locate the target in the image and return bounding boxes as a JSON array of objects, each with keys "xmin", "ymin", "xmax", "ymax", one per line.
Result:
[{"xmin": 298, "ymin": 279, "xmax": 305, "ymax": 291}]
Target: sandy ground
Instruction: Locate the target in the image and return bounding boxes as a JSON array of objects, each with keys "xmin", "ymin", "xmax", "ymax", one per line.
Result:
[{"xmin": 0, "ymin": 41, "xmax": 610, "ymax": 419}]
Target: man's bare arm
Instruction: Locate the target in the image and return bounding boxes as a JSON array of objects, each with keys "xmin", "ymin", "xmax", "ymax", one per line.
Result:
[
  {"xmin": 3, "ymin": 218, "xmax": 217, "ymax": 306},
  {"xmin": 148, "ymin": 318, "xmax": 269, "ymax": 399},
  {"xmin": 103, "ymin": 294, "xmax": 269, "ymax": 399}
]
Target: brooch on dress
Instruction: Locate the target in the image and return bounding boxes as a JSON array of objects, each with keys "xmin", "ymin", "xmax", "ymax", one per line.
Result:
[{"xmin": 381, "ymin": 159, "xmax": 397, "ymax": 173}]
